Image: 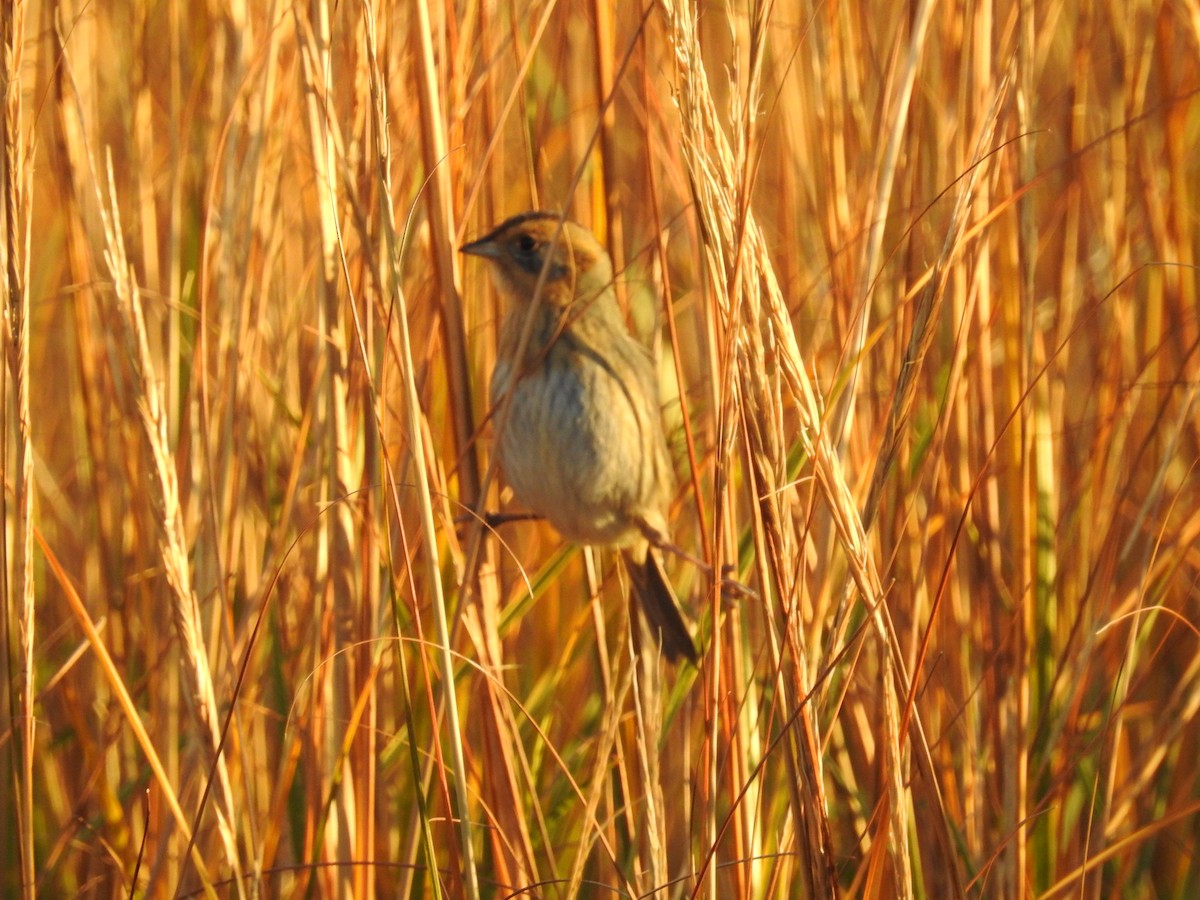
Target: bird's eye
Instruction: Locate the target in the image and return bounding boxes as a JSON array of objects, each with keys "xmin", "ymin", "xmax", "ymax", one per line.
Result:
[{"xmin": 514, "ymin": 234, "xmax": 538, "ymax": 254}]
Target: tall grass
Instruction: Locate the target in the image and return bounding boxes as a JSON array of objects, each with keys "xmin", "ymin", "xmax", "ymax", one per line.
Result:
[{"xmin": 2, "ymin": 0, "xmax": 1198, "ymax": 896}]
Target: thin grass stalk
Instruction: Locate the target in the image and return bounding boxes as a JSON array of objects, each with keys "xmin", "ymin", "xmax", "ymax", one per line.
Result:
[
  {"xmin": 1091, "ymin": 383, "xmax": 1200, "ymax": 891},
  {"xmin": 659, "ymin": 2, "xmax": 952, "ymax": 895},
  {"xmin": 830, "ymin": 0, "xmax": 937, "ymax": 452},
  {"xmin": 359, "ymin": 2, "xmax": 481, "ymax": 895},
  {"xmin": 355, "ymin": 12, "xmax": 458, "ymax": 897},
  {"xmin": 231, "ymin": 7, "xmax": 286, "ymax": 889},
  {"xmin": 37, "ymin": 534, "xmax": 219, "ymax": 898},
  {"xmin": 1, "ymin": 1, "xmax": 34, "ymax": 892},
  {"xmin": 1001, "ymin": 28, "xmax": 1035, "ymax": 900},
  {"xmin": 43, "ymin": 16, "xmax": 144, "ymax": 893},
  {"xmin": 1017, "ymin": 0, "xmax": 1047, "ymax": 881},
  {"xmin": 382, "ymin": 179, "xmax": 481, "ymax": 895},
  {"xmin": 337, "ymin": 16, "xmax": 381, "ymax": 896},
  {"xmin": 563, "ymin": 655, "xmax": 636, "ymax": 896},
  {"xmin": 959, "ymin": 10, "xmax": 1029, "ymax": 897},
  {"xmin": 589, "ymin": 0, "xmax": 628, "ymax": 291},
  {"xmin": 456, "ymin": 2, "xmax": 565, "ymax": 230},
  {"xmin": 163, "ymin": 4, "xmax": 186, "ymax": 887},
  {"xmin": 729, "ymin": 9, "xmax": 770, "ymax": 893},
  {"xmin": 412, "ymin": 0, "xmax": 543, "ymax": 888},
  {"xmin": 94, "ymin": 154, "xmax": 245, "ymax": 895},
  {"xmin": 874, "ymin": 74, "xmax": 1011, "ymax": 897},
  {"xmin": 188, "ymin": 14, "xmax": 282, "ymax": 888},
  {"xmin": 630, "ymin": 630, "xmax": 668, "ymax": 894},
  {"xmin": 293, "ymin": 2, "xmax": 364, "ymax": 891},
  {"xmin": 658, "ymin": 4, "xmax": 841, "ymax": 897},
  {"xmin": 414, "ymin": 0, "xmax": 479, "ymax": 507}
]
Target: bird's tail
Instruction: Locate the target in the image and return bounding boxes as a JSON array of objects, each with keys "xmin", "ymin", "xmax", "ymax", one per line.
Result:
[{"xmin": 622, "ymin": 548, "xmax": 698, "ymax": 664}]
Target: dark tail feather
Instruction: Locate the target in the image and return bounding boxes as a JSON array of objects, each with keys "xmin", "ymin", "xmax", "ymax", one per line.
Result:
[{"xmin": 623, "ymin": 549, "xmax": 699, "ymax": 664}]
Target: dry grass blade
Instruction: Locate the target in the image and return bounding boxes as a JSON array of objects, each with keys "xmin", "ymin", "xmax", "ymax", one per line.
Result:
[
  {"xmin": 36, "ymin": 532, "xmax": 218, "ymax": 897},
  {"xmin": 2, "ymin": 2, "xmax": 35, "ymax": 894},
  {"xmin": 659, "ymin": 1, "xmax": 854, "ymax": 895},
  {"xmin": 360, "ymin": 2, "xmax": 481, "ymax": 896},
  {"xmin": 92, "ymin": 153, "xmax": 244, "ymax": 894},
  {"xmin": 830, "ymin": 0, "xmax": 938, "ymax": 452}
]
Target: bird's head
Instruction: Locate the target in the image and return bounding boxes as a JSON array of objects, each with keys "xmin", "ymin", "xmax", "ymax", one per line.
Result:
[{"xmin": 460, "ymin": 212, "xmax": 613, "ymax": 308}]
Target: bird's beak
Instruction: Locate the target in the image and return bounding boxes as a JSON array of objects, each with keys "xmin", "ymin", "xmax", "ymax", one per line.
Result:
[{"xmin": 459, "ymin": 237, "xmax": 502, "ymax": 259}]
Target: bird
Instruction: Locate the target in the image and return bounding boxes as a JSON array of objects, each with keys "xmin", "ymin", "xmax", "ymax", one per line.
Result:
[{"xmin": 460, "ymin": 211, "xmax": 698, "ymax": 663}]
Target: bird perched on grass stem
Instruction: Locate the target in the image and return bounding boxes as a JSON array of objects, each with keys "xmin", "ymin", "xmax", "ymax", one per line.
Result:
[{"xmin": 461, "ymin": 211, "xmax": 698, "ymax": 664}]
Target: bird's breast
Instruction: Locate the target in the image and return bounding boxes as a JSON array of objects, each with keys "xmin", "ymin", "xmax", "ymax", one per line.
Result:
[{"xmin": 489, "ymin": 324, "xmax": 661, "ymax": 546}]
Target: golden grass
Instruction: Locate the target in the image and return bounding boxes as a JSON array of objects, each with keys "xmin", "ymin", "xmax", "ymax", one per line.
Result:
[{"xmin": 3, "ymin": 0, "xmax": 1199, "ymax": 896}]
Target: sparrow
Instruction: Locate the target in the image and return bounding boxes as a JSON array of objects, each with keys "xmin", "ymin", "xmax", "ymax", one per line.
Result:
[{"xmin": 461, "ymin": 211, "xmax": 698, "ymax": 663}]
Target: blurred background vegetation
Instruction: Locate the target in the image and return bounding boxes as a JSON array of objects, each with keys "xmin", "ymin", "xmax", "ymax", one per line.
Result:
[{"xmin": 2, "ymin": 0, "xmax": 1199, "ymax": 896}]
